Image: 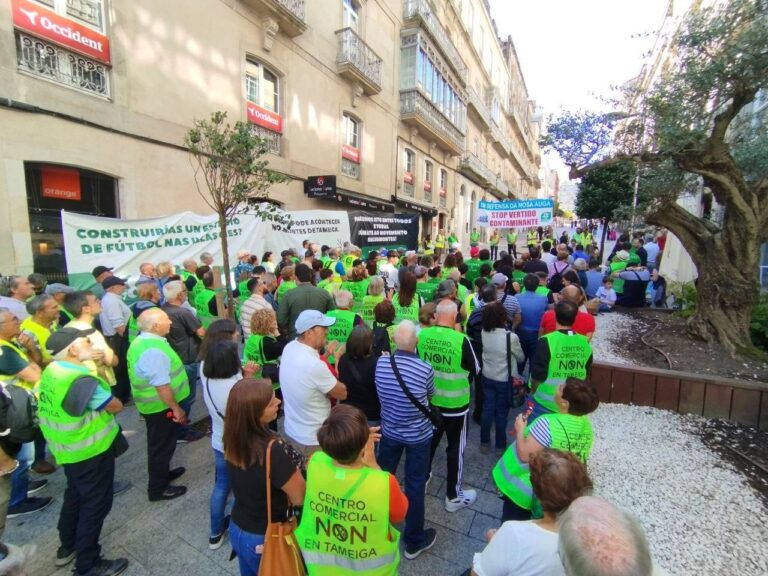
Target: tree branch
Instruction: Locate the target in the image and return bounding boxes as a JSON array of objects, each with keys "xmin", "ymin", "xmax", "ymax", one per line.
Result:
[
  {"xmin": 569, "ymin": 151, "xmax": 667, "ymax": 180},
  {"xmin": 645, "ymin": 199, "xmax": 713, "ymax": 253}
]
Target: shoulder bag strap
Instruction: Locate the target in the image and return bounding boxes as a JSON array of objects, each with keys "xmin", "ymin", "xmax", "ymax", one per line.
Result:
[
  {"xmin": 389, "ymin": 354, "xmax": 436, "ymax": 426},
  {"xmin": 265, "ymin": 438, "xmax": 275, "ymax": 522},
  {"xmin": 554, "ymin": 418, "xmax": 572, "ymax": 451},
  {"xmin": 205, "ymin": 377, "xmax": 225, "ymax": 420},
  {"xmin": 506, "ymin": 331, "xmax": 513, "ymax": 383}
]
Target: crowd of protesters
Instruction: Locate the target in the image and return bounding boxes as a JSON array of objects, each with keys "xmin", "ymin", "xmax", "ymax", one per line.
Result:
[{"xmin": 0, "ymin": 227, "xmax": 665, "ymax": 576}]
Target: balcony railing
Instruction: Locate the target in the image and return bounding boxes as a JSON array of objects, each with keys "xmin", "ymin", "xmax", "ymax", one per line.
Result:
[
  {"xmin": 403, "ymin": 0, "xmax": 467, "ymax": 84},
  {"xmin": 458, "ymin": 154, "xmax": 495, "ymax": 188},
  {"xmin": 400, "ymin": 89, "xmax": 465, "ymax": 155},
  {"xmin": 243, "ymin": 0, "xmax": 307, "ymax": 37},
  {"xmin": 467, "ymin": 86, "xmax": 491, "ymax": 128},
  {"xmin": 336, "ymin": 28, "xmax": 383, "ymax": 95}
]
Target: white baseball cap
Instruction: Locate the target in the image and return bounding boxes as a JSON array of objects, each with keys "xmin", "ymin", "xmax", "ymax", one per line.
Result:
[{"xmin": 295, "ymin": 310, "xmax": 336, "ymax": 335}]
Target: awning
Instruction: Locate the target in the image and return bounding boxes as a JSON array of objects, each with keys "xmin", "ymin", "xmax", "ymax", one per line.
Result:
[
  {"xmin": 333, "ymin": 189, "xmax": 393, "ymax": 212},
  {"xmin": 391, "ymin": 196, "xmax": 438, "ymax": 217}
]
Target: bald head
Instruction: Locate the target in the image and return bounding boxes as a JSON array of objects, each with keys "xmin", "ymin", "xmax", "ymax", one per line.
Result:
[
  {"xmin": 558, "ymin": 496, "xmax": 653, "ymax": 576},
  {"xmin": 435, "ymin": 300, "xmax": 457, "ymax": 327},
  {"xmin": 561, "ymin": 285, "xmax": 582, "ymax": 304},
  {"xmin": 137, "ymin": 308, "xmax": 171, "ymax": 336},
  {"xmin": 393, "ymin": 320, "xmax": 418, "ymax": 352}
]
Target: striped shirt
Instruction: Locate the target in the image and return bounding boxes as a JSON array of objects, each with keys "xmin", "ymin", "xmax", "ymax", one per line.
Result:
[{"xmin": 375, "ymin": 351, "xmax": 435, "ymax": 444}]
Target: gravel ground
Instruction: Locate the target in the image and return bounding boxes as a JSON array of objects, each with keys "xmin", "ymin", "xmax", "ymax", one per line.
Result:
[
  {"xmin": 590, "ymin": 404, "xmax": 768, "ymax": 576},
  {"xmin": 591, "ymin": 312, "xmax": 645, "ymax": 365}
]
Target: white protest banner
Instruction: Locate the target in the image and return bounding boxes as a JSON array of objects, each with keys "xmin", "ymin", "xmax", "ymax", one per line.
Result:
[
  {"xmin": 62, "ymin": 208, "xmax": 350, "ymax": 288},
  {"xmin": 475, "ymin": 199, "xmax": 555, "ymax": 229}
]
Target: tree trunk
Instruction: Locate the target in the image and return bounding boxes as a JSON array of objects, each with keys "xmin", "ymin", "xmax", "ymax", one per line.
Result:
[{"xmin": 218, "ymin": 213, "xmax": 234, "ymax": 320}]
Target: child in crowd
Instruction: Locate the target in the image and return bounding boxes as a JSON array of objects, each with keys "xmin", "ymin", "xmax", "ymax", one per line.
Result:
[{"xmin": 596, "ymin": 277, "xmax": 617, "ymax": 312}]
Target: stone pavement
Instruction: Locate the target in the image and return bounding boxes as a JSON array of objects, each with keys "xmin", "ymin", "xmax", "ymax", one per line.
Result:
[{"xmin": 9, "ymin": 392, "xmax": 511, "ymax": 576}]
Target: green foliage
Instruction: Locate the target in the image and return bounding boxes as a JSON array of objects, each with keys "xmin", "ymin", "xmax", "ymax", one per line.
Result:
[
  {"xmin": 668, "ymin": 281, "xmax": 698, "ymax": 318},
  {"xmin": 576, "ymin": 161, "xmax": 635, "ymax": 220},
  {"xmin": 750, "ymin": 293, "xmax": 768, "ymax": 352}
]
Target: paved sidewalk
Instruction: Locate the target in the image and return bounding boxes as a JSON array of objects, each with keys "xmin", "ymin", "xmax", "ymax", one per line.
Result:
[{"xmin": 10, "ymin": 394, "xmax": 508, "ymax": 576}]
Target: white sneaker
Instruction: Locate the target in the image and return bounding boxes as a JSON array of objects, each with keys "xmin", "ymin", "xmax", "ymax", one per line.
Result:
[{"xmin": 445, "ymin": 489, "xmax": 477, "ymax": 512}]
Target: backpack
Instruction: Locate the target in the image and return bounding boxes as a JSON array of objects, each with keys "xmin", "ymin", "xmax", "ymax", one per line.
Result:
[
  {"xmin": 547, "ymin": 262, "xmax": 568, "ymax": 293},
  {"xmin": 0, "ymin": 383, "xmax": 39, "ymax": 443}
]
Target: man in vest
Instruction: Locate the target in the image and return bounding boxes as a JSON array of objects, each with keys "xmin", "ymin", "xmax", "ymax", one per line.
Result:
[
  {"xmin": 325, "ymin": 291, "xmax": 363, "ymax": 365},
  {"xmin": 0, "ymin": 307, "xmax": 52, "ymax": 519},
  {"xmin": 526, "ymin": 228, "xmax": 538, "ymax": 249},
  {"xmin": 193, "ymin": 270, "xmax": 218, "ymax": 329},
  {"xmin": 179, "ymin": 258, "xmax": 199, "ymax": 297},
  {"xmin": 434, "ymin": 229, "xmax": 446, "ymax": 262},
  {"xmin": 506, "ymin": 228, "xmax": 518, "ymax": 258},
  {"xmin": 127, "ymin": 308, "xmax": 190, "ymax": 502},
  {"xmin": 39, "ymin": 327, "xmax": 128, "ymax": 576},
  {"xmin": 19, "ymin": 294, "xmax": 60, "ymax": 368},
  {"xmin": 469, "ymin": 228, "xmax": 481, "ymax": 248},
  {"xmin": 45, "ymin": 283, "xmax": 76, "ymax": 327},
  {"xmin": 528, "ymin": 300, "xmax": 593, "ymax": 422},
  {"xmin": 418, "ymin": 300, "xmax": 479, "ymax": 513}
]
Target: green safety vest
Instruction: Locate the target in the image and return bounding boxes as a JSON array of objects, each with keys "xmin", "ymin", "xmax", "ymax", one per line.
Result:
[
  {"xmin": 341, "ymin": 279, "xmax": 370, "ymax": 313},
  {"xmin": 506, "ymin": 232, "xmax": 517, "ymax": 243},
  {"xmin": 523, "ymin": 286, "xmax": 551, "ymax": 296},
  {"xmin": 415, "ymin": 282, "xmax": 437, "ymax": 303},
  {"xmin": 441, "ymin": 267, "xmax": 457, "ymax": 280},
  {"xmin": 532, "ymin": 331, "xmax": 591, "ymax": 413},
  {"xmin": 512, "ymin": 270, "xmax": 525, "ymax": 284},
  {"xmin": 19, "ymin": 318, "xmax": 55, "ymax": 364},
  {"xmin": 490, "ymin": 235, "xmax": 499, "ymax": 247},
  {"xmin": 392, "ymin": 293, "xmax": 419, "ymax": 324},
  {"xmin": 527, "ymin": 231, "xmax": 537, "ymax": 244},
  {"xmin": 38, "ymin": 362, "xmax": 118, "ymax": 465},
  {"xmin": 181, "ymin": 270, "xmax": 202, "ymax": 302},
  {"xmin": 296, "ymin": 451, "xmax": 400, "ymax": 575},
  {"xmin": 276, "ymin": 280, "xmax": 297, "ymax": 303},
  {"xmin": 326, "ymin": 310, "xmax": 356, "ymax": 364},
  {"xmin": 0, "ymin": 339, "xmax": 38, "ymax": 391},
  {"xmin": 434, "ymin": 235, "xmax": 445, "ymax": 249},
  {"xmin": 194, "ymin": 288, "xmax": 217, "ymax": 328},
  {"xmin": 58, "ymin": 305, "xmax": 74, "ymax": 326},
  {"xmin": 465, "ymin": 259, "xmax": 482, "ymax": 284},
  {"xmin": 361, "ymin": 295, "xmax": 384, "ymax": 327},
  {"xmin": 417, "ymin": 326, "xmax": 469, "ymax": 409},
  {"xmin": 243, "ymin": 334, "xmax": 280, "ymax": 390},
  {"xmin": 373, "ymin": 322, "xmax": 396, "ymax": 352},
  {"xmin": 462, "ymin": 294, "xmax": 475, "ymax": 329},
  {"xmin": 470, "ymin": 232, "xmax": 480, "ymax": 246},
  {"xmin": 492, "ymin": 412, "xmax": 594, "ymax": 510},
  {"xmin": 127, "ymin": 336, "xmax": 190, "ymax": 415},
  {"xmin": 610, "ymin": 261, "xmax": 628, "ymax": 294}
]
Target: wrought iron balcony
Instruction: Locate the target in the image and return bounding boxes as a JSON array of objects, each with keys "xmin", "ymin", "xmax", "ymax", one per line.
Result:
[
  {"xmin": 336, "ymin": 28, "xmax": 383, "ymax": 95},
  {"xmin": 400, "ymin": 89, "xmax": 465, "ymax": 155},
  {"xmin": 403, "ymin": 0, "xmax": 467, "ymax": 84},
  {"xmin": 458, "ymin": 154, "xmax": 495, "ymax": 188},
  {"xmin": 243, "ymin": 0, "xmax": 307, "ymax": 37},
  {"xmin": 467, "ymin": 86, "xmax": 491, "ymax": 129}
]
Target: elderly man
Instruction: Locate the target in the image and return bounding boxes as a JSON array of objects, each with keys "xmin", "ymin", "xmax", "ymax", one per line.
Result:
[
  {"xmin": 418, "ymin": 300, "xmax": 479, "ymax": 513},
  {"xmin": 0, "ymin": 276, "xmax": 35, "ymax": 321},
  {"xmin": 232, "ymin": 249, "xmax": 253, "ymax": 283},
  {"xmin": 44, "ymin": 283, "xmax": 76, "ymax": 327},
  {"xmin": 490, "ymin": 273, "xmax": 522, "ymax": 329},
  {"xmin": 559, "ymin": 496, "xmax": 654, "ymax": 576},
  {"xmin": 162, "ymin": 281, "xmax": 205, "ymax": 444},
  {"xmin": 19, "ymin": 295, "xmax": 60, "ymax": 368},
  {"xmin": 100, "ymin": 276, "xmax": 132, "ymax": 403},
  {"xmin": 279, "ymin": 310, "xmax": 347, "ymax": 456},
  {"xmin": 375, "ymin": 320, "xmax": 437, "ymax": 560},
  {"xmin": 277, "ymin": 264, "xmax": 335, "ymax": 341},
  {"xmin": 38, "ymin": 327, "xmax": 128, "ymax": 576},
  {"xmin": 127, "ymin": 308, "xmax": 190, "ymax": 502},
  {"xmin": 179, "ymin": 258, "xmax": 199, "ymax": 297},
  {"xmin": 0, "ymin": 308, "xmax": 51, "ymax": 519},
  {"xmin": 200, "ymin": 252, "xmax": 214, "ymax": 267},
  {"xmin": 90, "ymin": 266, "xmax": 113, "ymax": 298}
]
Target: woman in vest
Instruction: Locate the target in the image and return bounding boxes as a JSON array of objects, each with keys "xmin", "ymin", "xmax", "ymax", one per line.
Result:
[
  {"xmin": 473, "ymin": 449, "xmax": 593, "ymax": 576},
  {"xmin": 297, "ymin": 405, "xmax": 406, "ymax": 575},
  {"xmin": 244, "ymin": 308, "xmax": 286, "ymax": 390},
  {"xmin": 361, "ymin": 276, "xmax": 385, "ymax": 327},
  {"xmin": 492, "ymin": 378, "xmax": 599, "ymax": 522},
  {"xmin": 391, "ymin": 272, "xmax": 422, "ymax": 324},
  {"xmin": 224, "ymin": 378, "xmax": 306, "ymax": 576},
  {"xmin": 341, "ymin": 265, "xmax": 370, "ymax": 314},
  {"xmin": 202, "ymin": 338, "xmax": 259, "ymax": 550}
]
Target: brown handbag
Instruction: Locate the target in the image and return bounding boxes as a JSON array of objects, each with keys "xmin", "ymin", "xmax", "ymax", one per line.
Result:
[{"xmin": 258, "ymin": 439, "xmax": 306, "ymax": 576}]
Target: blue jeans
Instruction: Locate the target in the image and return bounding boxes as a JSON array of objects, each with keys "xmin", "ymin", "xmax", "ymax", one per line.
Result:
[
  {"xmin": 377, "ymin": 435, "xmax": 431, "ymax": 548},
  {"xmin": 517, "ymin": 330, "xmax": 539, "ymax": 379},
  {"xmin": 480, "ymin": 376, "xmax": 510, "ymax": 449},
  {"xmin": 599, "ymin": 303, "xmax": 613, "ymax": 312},
  {"xmin": 229, "ymin": 520, "xmax": 264, "ymax": 576},
  {"xmin": 10, "ymin": 442, "xmax": 34, "ymax": 507},
  {"xmin": 210, "ymin": 449, "xmax": 231, "ymax": 538}
]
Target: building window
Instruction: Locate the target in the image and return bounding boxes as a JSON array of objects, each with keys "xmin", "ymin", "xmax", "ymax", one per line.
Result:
[
  {"xmin": 33, "ymin": 0, "xmax": 106, "ymax": 32},
  {"xmin": 424, "ymin": 160, "xmax": 433, "ymax": 203},
  {"xmin": 341, "ymin": 113, "xmax": 361, "ymax": 179},
  {"xmin": 403, "ymin": 148, "xmax": 415, "ymax": 197},
  {"xmin": 440, "ymin": 168, "xmax": 448, "ymax": 191},
  {"xmin": 414, "ymin": 48, "xmax": 464, "ymax": 131},
  {"xmin": 16, "ymin": 33, "xmax": 110, "ymax": 97},
  {"xmin": 246, "ymin": 59, "xmax": 281, "ymax": 155},
  {"xmin": 342, "ymin": 0, "xmax": 360, "ymax": 33}
]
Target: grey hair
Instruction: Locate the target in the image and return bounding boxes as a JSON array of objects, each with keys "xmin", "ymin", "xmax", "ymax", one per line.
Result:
[
  {"xmin": 163, "ymin": 280, "xmax": 185, "ymax": 302},
  {"xmin": 367, "ymin": 276, "xmax": 385, "ymax": 296},
  {"xmin": 182, "ymin": 258, "xmax": 197, "ymax": 269},
  {"xmin": 558, "ymin": 496, "xmax": 653, "ymax": 576},
  {"xmin": 200, "ymin": 252, "xmax": 213, "ymax": 262},
  {"xmin": 393, "ymin": 320, "xmax": 418, "ymax": 351},
  {"xmin": 334, "ymin": 290, "xmax": 354, "ymax": 309},
  {"xmin": 26, "ymin": 294, "xmax": 54, "ymax": 316},
  {"xmin": 448, "ymin": 269, "xmax": 461, "ymax": 282},
  {"xmin": 0, "ymin": 276, "xmax": 20, "ymax": 297},
  {"xmin": 435, "ymin": 299, "xmax": 457, "ymax": 317},
  {"xmin": 137, "ymin": 308, "xmax": 167, "ymax": 333},
  {"xmin": 261, "ymin": 272, "xmax": 277, "ymax": 288}
]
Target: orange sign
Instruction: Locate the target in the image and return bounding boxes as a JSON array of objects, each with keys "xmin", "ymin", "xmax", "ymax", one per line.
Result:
[
  {"xmin": 246, "ymin": 101, "xmax": 283, "ymax": 134},
  {"xmin": 11, "ymin": 0, "xmax": 111, "ymax": 64},
  {"xmin": 342, "ymin": 144, "xmax": 360, "ymax": 164},
  {"xmin": 41, "ymin": 166, "xmax": 81, "ymax": 201}
]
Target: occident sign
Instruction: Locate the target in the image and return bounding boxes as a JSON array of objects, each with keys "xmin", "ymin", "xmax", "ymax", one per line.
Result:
[
  {"xmin": 246, "ymin": 101, "xmax": 283, "ymax": 134},
  {"xmin": 11, "ymin": 0, "xmax": 111, "ymax": 64}
]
